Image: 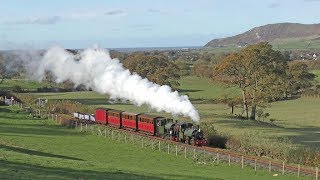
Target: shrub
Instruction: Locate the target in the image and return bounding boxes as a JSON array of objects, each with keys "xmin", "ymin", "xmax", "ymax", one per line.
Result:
[
  {"xmin": 12, "ymin": 85, "xmax": 23, "ymax": 93},
  {"xmin": 287, "ymin": 148, "xmax": 320, "ymax": 167},
  {"xmin": 48, "ymin": 100, "xmax": 94, "ymax": 115},
  {"xmin": 207, "ymin": 134, "xmax": 228, "ymax": 149}
]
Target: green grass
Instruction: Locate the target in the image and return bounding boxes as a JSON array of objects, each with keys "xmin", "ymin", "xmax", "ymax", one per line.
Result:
[
  {"xmin": 311, "ymin": 70, "xmax": 320, "ymax": 85},
  {"xmin": 0, "ymin": 79, "xmax": 50, "ymax": 91},
  {"xmin": 271, "ymin": 37, "xmax": 320, "ymax": 50},
  {"xmin": 0, "ymin": 106, "xmax": 304, "ymax": 179},
  {"xmin": 178, "ymin": 76, "xmax": 239, "ymax": 100}
]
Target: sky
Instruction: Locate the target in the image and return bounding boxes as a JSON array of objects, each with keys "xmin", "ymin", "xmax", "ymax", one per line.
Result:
[{"xmin": 0, "ymin": 0, "xmax": 319, "ymax": 49}]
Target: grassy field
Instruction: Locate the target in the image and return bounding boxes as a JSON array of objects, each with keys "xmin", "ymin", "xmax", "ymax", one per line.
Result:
[
  {"xmin": 0, "ymin": 79, "xmax": 49, "ymax": 91},
  {"xmin": 311, "ymin": 70, "xmax": 320, "ymax": 85},
  {"xmin": 178, "ymin": 76, "xmax": 239, "ymax": 100},
  {"xmin": 271, "ymin": 37, "xmax": 320, "ymax": 50},
  {"xmin": 23, "ymin": 76, "xmax": 320, "ymax": 149},
  {"xmin": 0, "ymin": 106, "xmax": 305, "ymax": 180}
]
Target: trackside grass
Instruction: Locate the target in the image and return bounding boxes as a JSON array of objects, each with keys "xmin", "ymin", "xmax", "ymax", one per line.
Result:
[{"xmin": 0, "ymin": 106, "xmax": 305, "ymax": 179}]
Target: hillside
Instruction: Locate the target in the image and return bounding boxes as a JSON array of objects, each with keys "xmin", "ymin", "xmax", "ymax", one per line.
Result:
[{"xmin": 205, "ymin": 23, "xmax": 320, "ymax": 47}]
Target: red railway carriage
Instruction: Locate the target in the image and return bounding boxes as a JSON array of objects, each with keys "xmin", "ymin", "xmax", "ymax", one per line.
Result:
[
  {"xmin": 137, "ymin": 114, "xmax": 164, "ymax": 135},
  {"xmin": 95, "ymin": 108, "xmax": 112, "ymax": 124},
  {"xmin": 107, "ymin": 109, "xmax": 123, "ymax": 128},
  {"xmin": 122, "ymin": 112, "xmax": 139, "ymax": 131}
]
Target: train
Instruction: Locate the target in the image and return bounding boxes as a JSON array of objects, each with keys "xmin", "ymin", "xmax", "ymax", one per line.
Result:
[{"xmin": 73, "ymin": 108, "xmax": 207, "ymax": 146}]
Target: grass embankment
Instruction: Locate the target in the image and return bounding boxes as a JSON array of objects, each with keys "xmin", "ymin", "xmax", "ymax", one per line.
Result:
[{"xmin": 0, "ymin": 106, "xmax": 302, "ymax": 179}]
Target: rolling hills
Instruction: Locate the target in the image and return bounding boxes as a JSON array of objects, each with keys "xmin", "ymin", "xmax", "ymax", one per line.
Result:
[{"xmin": 205, "ymin": 23, "xmax": 320, "ymax": 48}]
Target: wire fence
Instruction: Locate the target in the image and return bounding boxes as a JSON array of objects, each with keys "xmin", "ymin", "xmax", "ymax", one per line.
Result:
[
  {"xmin": 63, "ymin": 119, "xmax": 319, "ymax": 180},
  {"xmin": 301, "ymin": 94, "xmax": 320, "ymax": 99},
  {"xmin": 1, "ymin": 97, "xmax": 318, "ymax": 179}
]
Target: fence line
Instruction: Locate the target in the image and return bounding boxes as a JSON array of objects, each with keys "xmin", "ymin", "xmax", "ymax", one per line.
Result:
[
  {"xmin": 301, "ymin": 94, "xmax": 320, "ymax": 99},
  {"xmin": 57, "ymin": 119, "xmax": 318, "ymax": 179},
  {"xmin": 1, "ymin": 98, "xmax": 318, "ymax": 179}
]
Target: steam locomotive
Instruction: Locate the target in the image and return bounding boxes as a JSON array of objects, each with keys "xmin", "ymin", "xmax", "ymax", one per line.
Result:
[{"xmin": 73, "ymin": 108, "xmax": 207, "ymax": 146}]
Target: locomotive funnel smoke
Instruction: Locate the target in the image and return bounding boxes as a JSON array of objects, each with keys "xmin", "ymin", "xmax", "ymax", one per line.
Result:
[{"xmin": 32, "ymin": 46, "xmax": 200, "ymax": 121}]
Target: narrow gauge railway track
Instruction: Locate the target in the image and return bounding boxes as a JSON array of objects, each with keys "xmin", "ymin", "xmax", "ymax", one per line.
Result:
[{"xmin": 91, "ymin": 123, "xmax": 317, "ymax": 178}]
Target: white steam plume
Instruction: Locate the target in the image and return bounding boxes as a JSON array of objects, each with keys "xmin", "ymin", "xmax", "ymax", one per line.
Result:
[{"xmin": 32, "ymin": 46, "xmax": 200, "ymax": 122}]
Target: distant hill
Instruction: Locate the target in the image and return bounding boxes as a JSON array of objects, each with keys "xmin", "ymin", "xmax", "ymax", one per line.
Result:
[{"xmin": 205, "ymin": 23, "xmax": 320, "ymax": 47}]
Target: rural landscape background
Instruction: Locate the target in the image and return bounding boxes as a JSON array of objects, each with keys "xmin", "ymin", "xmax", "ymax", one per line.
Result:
[{"xmin": 1, "ymin": 0, "xmax": 320, "ymax": 179}]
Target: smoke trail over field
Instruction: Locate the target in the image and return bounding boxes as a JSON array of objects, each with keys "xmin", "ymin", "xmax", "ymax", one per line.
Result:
[{"xmin": 31, "ymin": 46, "xmax": 200, "ymax": 121}]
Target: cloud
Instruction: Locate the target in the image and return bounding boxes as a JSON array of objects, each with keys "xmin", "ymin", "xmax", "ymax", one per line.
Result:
[
  {"xmin": 105, "ymin": 10, "xmax": 125, "ymax": 16},
  {"xmin": 268, "ymin": 3, "xmax": 280, "ymax": 8},
  {"xmin": 147, "ymin": 9, "xmax": 161, "ymax": 13},
  {"xmin": 67, "ymin": 12, "xmax": 101, "ymax": 19},
  {"xmin": 129, "ymin": 24, "xmax": 153, "ymax": 31},
  {"xmin": 7, "ymin": 16, "xmax": 61, "ymax": 25}
]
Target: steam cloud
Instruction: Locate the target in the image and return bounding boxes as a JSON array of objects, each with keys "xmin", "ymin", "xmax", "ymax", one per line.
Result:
[{"xmin": 31, "ymin": 46, "xmax": 200, "ymax": 121}]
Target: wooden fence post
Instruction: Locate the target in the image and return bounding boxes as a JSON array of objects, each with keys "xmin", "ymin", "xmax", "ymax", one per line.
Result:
[
  {"xmin": 217, "ymin": 153, "xmax": 219, "ymax": 164},
  {"xmin": 269, "ymin": 161, "xmax": 271, "ymax": 172},
  {"xmin": 152, "ymin": 141, "xmax": 154, "ymax": 150},
  {"xmin": 142, "ymin": 138, "xmax": 144, "ymax": 148},
  {"xmin": 184, "ymin": 147, "xmax": 187, "ymax": 158},
  {"xmin": 298, "ymin": 164, "xmax": 300, "ymax": 177},
  {"xmin": 316, "ymin": 167, "xmax": 318, "ymax": 180},
  {"xmin": 255, "ymin": 159, "xmax": 257, "ymax": 171},
  {"xmin": 158, "ymin": 141, "xmax": 161, "ymax": 151},
  {"xmin": 282, "ymin": 161, "xmax": 285, "ymax": 175},
  {"xmin": 228, "ymin": 155, "xmax": 231, "ymax": 166},
  {"xmin": 175, "ymin": 145, "xmax": 178, "ymax": 156},
  {"xmin": 241, "ymin": 156, "xmax": 244, "ymax": 169},
  {"xmin": 193, "ymin": 149, "xmax": 196, "ymax": 159},
  {"xmin": 59, "ymin": 117, "xmax": 61, "ymax": 124},
  {"xmin": 112, "ymin": 131, "xmax": 114, "ymax": 140},
  {"xmin": 167, "ymin": 144, "xmax": 169, "ymax": 154},
  {"xmin": 104, "ymin": 129, "xmax": 107, "ymax": 138}
]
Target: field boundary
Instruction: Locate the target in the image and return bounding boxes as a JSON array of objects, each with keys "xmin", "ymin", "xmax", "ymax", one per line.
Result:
[
  {"xmin": 62, "ymin": 117, "xmax": 319, "ymax": 179},
  {"xmin": 1, "ymin": 98, "xmax": 319, "ymax": 180}
]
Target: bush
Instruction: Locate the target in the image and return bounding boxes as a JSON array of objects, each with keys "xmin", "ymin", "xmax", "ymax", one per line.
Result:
[
  {"xmin": 12, "ymin": 85, "xmax": 23, "ymax": 93},
  {"xmin": 48, "ymin": 100, "xmax": 94, "ymax": 115},
  {"xmin": 287, "ymin": 148, "xmax": 320, "ymax": 167},
  {"xmin": 207, "ymin": 134, "xmax": 228, "ymax": 149}
]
